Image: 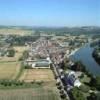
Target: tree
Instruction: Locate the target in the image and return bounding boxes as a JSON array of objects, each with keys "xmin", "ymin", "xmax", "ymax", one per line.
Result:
[
  {"xmin": 79, "ymin": 85, "xmax": 90, "ymax": 92},
  {"xmin": 87, "ymin": 93, "xmax": 97, "ymax": 100},
  {"xmin": 19, "ymin": 50, "xmax": 29, "ymax": 61},
  {"xmin": 96, "ymin": 93, "xmax": 100, "ymax": 100},
  {"xmin": 89, "ymin": 75, "xmax": 96, "ymax": 87},
  {"xmin": 90, "ymin": 76, "xmax": 100, "ymax": 90},
  {"xmin": 71, "ymin": 61, "xmax": 86, "ymax": 72},
  {"xmin": 7, "ymin": 48, "xmax": 15, "ymax": 57},
  {"xmin": 71, "ymin": 87, "xmax": 85, "ymax": 100},
  {"xmin": 95, "ymin": 77, "xmax": 100, "ymax": 90}
]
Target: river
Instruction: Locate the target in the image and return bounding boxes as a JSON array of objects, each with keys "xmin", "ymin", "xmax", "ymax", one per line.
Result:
[{"xmin": 70, "ymin": 44, "xmax": 100, "ymax": 76}]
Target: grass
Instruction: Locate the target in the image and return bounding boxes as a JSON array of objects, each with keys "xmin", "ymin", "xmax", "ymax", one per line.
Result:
[
  {"xmin": 0, "ymin": 87, "xmax": 60, "ymax": 100},
  {"xmin": 0, "ymin": 62, "xmax": 21, "ymax": 80},
  {"xmin": 0, "ymin": 28, "xmax": 33, "ymax": 36},
  {"xmin": 19, "ymin": 69, "xmax": 55, "ymax": 82},
  {"xmin": 0, "ymin": 45, "xmax": 60, "ymax": 100},
  {"xmin": 14, "ymin": 63, "xmax": 24, "ymax": 80},
  {"xmin": 0, "ymin": 46, "xmax": 28, "ymax": 80},
  {"xmin": 0, "ymin": 46, "xmax": 28, "ymax": 62},
  {"xmin": 80, "ymin": 74, "xmax": 90, "ymax": 83}
]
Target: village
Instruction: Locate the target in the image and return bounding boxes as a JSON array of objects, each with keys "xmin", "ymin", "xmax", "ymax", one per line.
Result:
[
  {"xmin": 22, "ymin": 37, "xmax": 89, "ymax": 100},
  {"xmin": 0, "ymin": 33, "xmax": 99, "ymax": 100}
]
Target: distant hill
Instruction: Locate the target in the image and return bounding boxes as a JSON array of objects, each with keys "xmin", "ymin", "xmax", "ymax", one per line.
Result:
[{"xmin": 0, "ymin": 26, "xmax": 100, "ymax": 35}]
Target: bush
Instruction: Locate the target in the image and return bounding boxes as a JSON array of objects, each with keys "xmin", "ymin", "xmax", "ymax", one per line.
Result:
[
  {"xmin": 0, "ymin": 80, "xmax": 25, "ymax": 87},
  {"xmin": 7, "ymin": 49, "xmax": 15, "ymax": 57},
  {"xmin": 18, "ymin": 56, "xmax": 23, "ymax": 61},
  {"xmin": 89, "ymin": 76, "xmax": 100, "ymax": 90},
  {"xmin": 57, "ymin": 85, "xmax": 62, "ymax": 90},
  {"xmin": 79, "ymin": 73, "xmax": 84, "ymax": 78},
  {"xmin": 60, "ymin": 93, "xmax": 66, "ymax": 99},
  {"xmin": 36, "ymin": 81, "xmax": 43, "ymax": 85},
  {"xmin": 24, "ymin": 65, "xmax": 31, "ymax": 69},
  {"xmin": 71, "ymin": 87, "xmax": 85, "ymax": 100},
  {"xmin": 91, "ymin": 87, "xmax": 96, "ymax": 90},
  {"xmin": 79, "ymin": 85, "xmax": 90, "ymax": 92},
  {"xmin": 31, "ymin": 80, "xmax": 35, "ymax": 84}
]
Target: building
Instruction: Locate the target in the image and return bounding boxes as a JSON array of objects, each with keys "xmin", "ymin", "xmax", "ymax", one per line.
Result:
[
  {"xmin": 24, "ymin": 59, "xmax": 51, "ymax": 68},
  {"xmin": 67, "ymin": 71, "xmax": 81, "ymax": 87}
]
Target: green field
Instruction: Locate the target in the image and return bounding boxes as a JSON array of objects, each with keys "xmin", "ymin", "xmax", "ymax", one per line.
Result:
[{"xmin": 0, "ymin": 88, "xmax": 60, "ymax": 100}]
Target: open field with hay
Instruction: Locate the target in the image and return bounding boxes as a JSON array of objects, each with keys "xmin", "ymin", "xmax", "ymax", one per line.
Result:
[
  {"xmin": 0, "ymin": 46, "xmax": 28, "ymax": 62},
  {"xmin": 0, "ymin": 28, "xmax": 33, "ymax": 36},
  {"xmin": 0, "ymin": 46, "xmax": 27, "ymax": 80},
  {"xmin": 0, "ymin": 62, "xmax": 21, "ymax": 80},
  {"xmin": 19, "ymin": 69, "xmax": 55, "ymax": 82}
]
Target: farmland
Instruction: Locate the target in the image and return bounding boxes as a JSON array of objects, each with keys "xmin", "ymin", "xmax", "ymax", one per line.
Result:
[
  {"xmin": 0, "ymin": 62, "xmax": 20, "ymax": 80},
  {"xmin": 0, "ymin": 28, "xmax": 33, "ymax": 36},
  {"xmin": 0, "ymin": 46, "xmax": 28, "ymax": 62},
  {"xmin": 0, "ymin": 87, "xmax": 60, "ymax": 100},
  {"xmin": 0, "ymin": 46, "xmax": 27, "ymax": 80},
  {"xmin": 0, "ymin": 42, "xmax": 60, "ymax": 99},
  {"xmin": 19, "ymin": 69, "xmax": 55, "ymax": 82}
]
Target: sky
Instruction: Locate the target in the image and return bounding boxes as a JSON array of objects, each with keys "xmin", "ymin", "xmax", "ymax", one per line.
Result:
[{"xmin": 0, "ymin": 0, "xmax": 100, "ymax": 27}]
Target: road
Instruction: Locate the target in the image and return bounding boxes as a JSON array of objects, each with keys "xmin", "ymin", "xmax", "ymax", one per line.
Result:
[
  {"xmin": 38, "ymin": 38, "xmax": 70, "ymax": 100},
  {"xmin": 50, "ymin": 57, "xmax": 70, "ymax": 100},
  {"xmin": 46, "ymin": 50, "xmax": 70, "ymax": 100}
]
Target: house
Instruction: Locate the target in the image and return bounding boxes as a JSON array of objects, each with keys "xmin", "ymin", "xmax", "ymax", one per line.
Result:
[
  {"xmin": 74, "ymin": 79, "xmax": 81, "ymax": 87},
  {"xmin": 60, "ymin": 71, "xmax": 81, "ymax": 90},
  {"xmin": 67, "ymin": 71, "xmax": 81, "ymax": 87},
  {"xmin": 24, "ymin": 59, "xmax": 50, "ymax": 68}
]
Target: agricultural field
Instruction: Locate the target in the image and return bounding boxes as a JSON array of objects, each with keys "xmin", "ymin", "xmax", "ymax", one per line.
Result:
[
  {"xmin": 0, "ymin": 87, "xmax": 60, "ymax": 100},
  {"xmin": 0, "ymin": 46, "xmax": 27, "ymax": 80},
  {"xmin": 0, "ymin": 46, "xmax": 28, "ymax": 62},
  {"xmin": 0, "ymin": 62, "xmax": 20, "ymax": 80},
  {"xmin": 0, "ymin": 45, "xmax": 60, "ymax": 100},
  {"xmin": 0, "ymin": 28, "xmax": 33, "ymax": 36},
  {"xmin": 19, "ymin": 69, "xmax": 55, "ymax": 82}
]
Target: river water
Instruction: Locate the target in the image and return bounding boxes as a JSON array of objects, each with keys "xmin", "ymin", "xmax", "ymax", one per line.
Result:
[{"xmin": 70, "ymin": 44, "xmax": 100, "ymax": 76}]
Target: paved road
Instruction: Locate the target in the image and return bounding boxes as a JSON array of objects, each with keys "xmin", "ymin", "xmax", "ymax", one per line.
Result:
[{"xmin": 50, "ymin": 58, "xmax": 70, "ymax": 100}]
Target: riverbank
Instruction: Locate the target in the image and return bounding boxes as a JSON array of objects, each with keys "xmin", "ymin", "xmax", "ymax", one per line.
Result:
[
  {"xmin": 66, "ymin": 48, "xmax": 80, "ymax": 58},
  {"xmin": 70, "ymin": 44, "xmax": 100, "ymax": 76},
  {"xmin": 92, "ymin": 47, "xmax": 100, "ymax": 66},
  {"xmin": 70, "ymin": 48, "xmax": 80, "ymax": 56}
]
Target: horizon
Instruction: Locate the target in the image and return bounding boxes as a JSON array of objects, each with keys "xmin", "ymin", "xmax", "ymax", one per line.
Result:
[
  {"xmin": 0, "ymin": 0, "xmax": 100, "ymax": 27},
  {"xmin": 0, "ymin": 25, "xmax": 100, "ymax": 28}
]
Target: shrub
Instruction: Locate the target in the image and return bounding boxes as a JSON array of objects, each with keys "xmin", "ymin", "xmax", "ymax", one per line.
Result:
[
  {"xmin": 79, "ymin": 85, "xmax": 90, "ymax": 92},
  {"xmin": 79, "ymin": 73, "xmax": 84, "ymax": 78},
  {"xmin": 31, "ymin": 80, "xmax": 35, "ymax": 84},
  {"xmin": 7, "ymin": 49, "xmax": 15, "ymax": 57},
  {"xmin": 71, "ymin": 87, "xmax": 85, "ymax": 100},
  {"xmin": 36, "ymin": 81, "xmax": 43, "ymax": 85}
]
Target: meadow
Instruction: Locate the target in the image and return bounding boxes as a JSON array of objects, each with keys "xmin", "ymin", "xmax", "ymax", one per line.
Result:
[{"xmin": 0, "ymin": 88, "xmax": 60, "ymax": 100}]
